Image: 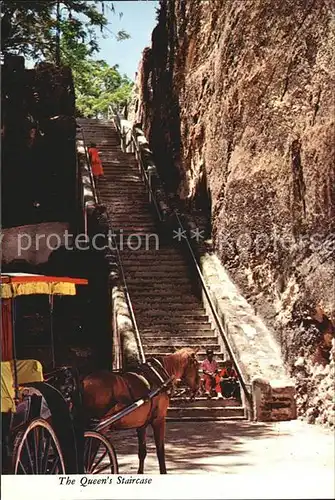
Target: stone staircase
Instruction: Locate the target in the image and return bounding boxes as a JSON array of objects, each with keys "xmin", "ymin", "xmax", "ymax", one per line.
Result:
[{"xmin": 79, "ymin": 119, "xmax": 246, "ymax": 421}]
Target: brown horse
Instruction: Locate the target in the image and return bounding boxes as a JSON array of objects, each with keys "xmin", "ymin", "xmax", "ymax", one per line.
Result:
[{"xmin": 82, "ymin": 347, "xmax": 200, "ymax": 474}]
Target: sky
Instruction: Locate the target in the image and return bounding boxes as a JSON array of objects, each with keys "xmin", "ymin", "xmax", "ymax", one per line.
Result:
[{"xmin": 95, "ymin": 1, "xmax": 159, "ymax": 80}]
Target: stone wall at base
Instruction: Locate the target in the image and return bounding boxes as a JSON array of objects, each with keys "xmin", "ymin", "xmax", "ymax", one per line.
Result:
[{"xmin": 199, "ymin": 251, "xmax": 296, "ymax": 421}]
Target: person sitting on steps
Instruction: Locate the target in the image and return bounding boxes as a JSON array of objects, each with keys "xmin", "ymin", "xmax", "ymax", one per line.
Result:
[
  {"xmin": 201, "ymin": 348, "xmax": 223, "ymax": 399},
  {"xmin": 219, "ymin": 360, "xmax": 241, "ymax": 401}
]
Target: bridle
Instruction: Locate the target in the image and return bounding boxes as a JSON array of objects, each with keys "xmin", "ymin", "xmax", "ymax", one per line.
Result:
[{"xmin": 180, "ymin": 354, "xmax": 200, "ymax": 398}]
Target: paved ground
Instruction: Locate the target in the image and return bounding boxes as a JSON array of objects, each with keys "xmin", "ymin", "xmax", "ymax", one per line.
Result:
[{"xmin": 109, "ymin": 419, "xmax": 334, "ymax": 496}]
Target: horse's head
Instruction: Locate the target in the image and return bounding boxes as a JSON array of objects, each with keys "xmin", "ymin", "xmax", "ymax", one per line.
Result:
[{"xmin": 177, "ymin": 347, "xmax": 200, "ymax": 397}]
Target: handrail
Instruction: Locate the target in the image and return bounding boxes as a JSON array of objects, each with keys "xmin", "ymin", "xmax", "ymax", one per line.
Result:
[
  {"xmin": 131, "ymin": 133, "xmax": 163, "ymax": 223},
  {"xmin": 109, "ymin": 106, "xmax": 165, "ymax": 224},
  {"xmin": 173, "ymin": 211, "xmax": 253, "ymax": 407},
  {"xmin": 107, "ymin": 227, "xmax": 146, "ymax": 365},
  {"xmin": 77, "ymin": 126, "xmax": 99, "ymax": 205},
  {"xmin": 78, "ymin": 121, "xmax": 145, "ymax": 366},
  {"xmin": 108, "ymin": 108, "xmax": 252, "ymax": 409}
]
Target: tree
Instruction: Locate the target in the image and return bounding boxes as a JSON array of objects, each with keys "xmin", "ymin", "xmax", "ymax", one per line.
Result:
[
  {"xmin": 0, "ymin": 0, "xmax": 133, "ymax": 118},
  {"xmin": 0, "ymin": 1, "xmax": 129, "ymax": 62},
  {"xmin": 73, "ymin": 59, "xmax": 133, "ymax": 118}
]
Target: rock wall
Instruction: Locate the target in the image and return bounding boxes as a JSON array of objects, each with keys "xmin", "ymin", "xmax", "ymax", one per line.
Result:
[{"xmin": 133, "ymin": 0, "xmax": 335, "ymax": 425}]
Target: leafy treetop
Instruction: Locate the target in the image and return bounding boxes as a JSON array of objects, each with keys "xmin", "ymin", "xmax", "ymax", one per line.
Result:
[{"xmin": 1, "ymin": 0, "xmax": 133, "ymax": 118}]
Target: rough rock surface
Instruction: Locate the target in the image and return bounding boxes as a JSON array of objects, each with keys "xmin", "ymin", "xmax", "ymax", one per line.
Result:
[{"xmin": 133, "ymin": 0, "xmax": 335, "ymax": 425}]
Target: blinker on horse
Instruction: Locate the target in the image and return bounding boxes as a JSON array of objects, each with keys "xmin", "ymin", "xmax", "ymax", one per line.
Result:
[{"xmin": 82, "ymin": 347, "xmax": 200, "ymax": 474}]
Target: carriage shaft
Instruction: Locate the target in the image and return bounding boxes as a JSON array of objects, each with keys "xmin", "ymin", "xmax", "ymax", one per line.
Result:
[{"xmin": 94, "ymin": 375, "xmax": 174, "ymax": 433}]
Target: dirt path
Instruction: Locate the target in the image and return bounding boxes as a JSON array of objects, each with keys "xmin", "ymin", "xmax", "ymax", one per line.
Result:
[{"xmin": 109, "ymin": 419, "xmax": 334, "ymax": 496}]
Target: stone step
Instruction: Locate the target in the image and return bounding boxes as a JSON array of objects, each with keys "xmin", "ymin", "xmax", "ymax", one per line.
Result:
[
  {"xmin": 103, "ymin": 173, "xmax": 139, "ymax": 177},
  {"xmin": 99, "ymin": 174, "xmax": 141, "ymax": 178},
  {"xmin": 135, "ymin": 312, "xmax": 209, "ymax": 321},
  {"xmin": 128, "ymin": 287, "xmax": 195, "ymax": 296},
  {"xmin": 123, "ymin": 261, "xmax": 188, "ymax": 268},
  {"xmin": 122, "ymin": 250, "xmax": 184, "ymax": 259},
  {"xmin": 166, "ymin": 406, "xmax": 245, "ymax": 420},
  {"xmin": 111, "ymin": 226, "xmax": 156, "ymax": 233},
  {"xmin": 112, "ymin": 226, "xmax": 157, "ymax": 232},
  {"xmin": 170, "ymin": 397, "xmax": 241, "ymax": 408},
  {"xmin": 125, "ymin": 262, "xmax": 188, "ymax": 270},
  {"xmin": 99, "ymin": 147, "xmax": 126, "ymax": 150},
  {"xmin": 107, "ymin": 207, "xmax": 150, "ymax": 213},
  {"xmin": 129, "ymin": 289, "xmax": 195, "ymax": 297},
  {"xmin": 136, "ymin": 316, "xmax": 210, "ymax": 325},
  {"xmin": 131, "ymin": 296, "xmax": 201, "ymax": 304},
  {"xmin": 103, "ymin": 183, "xmax": 144, "ymax": 188},
  {"xmin": 125, "ymin": 272, "xmax": 191, "ymax": 280},
  {"xmin": 111, "ymin": 220, "xmax": 155, "ymax": 226},
  {"xmin": 142, "ymin": 344, "xmax": 219, "ymax": 353},
  {"xmin": 103, "ymin": 169, "xmax": 139, "ymax": 174},
  {"xmin": 100, "ymin": 186, "xmax": 146, "ymax": 191},
  {"xmin": 102, "ymin": 160, "xmax": 137, "ymax": 164},
  {"xmin": 100, "ymin": 168, "xmax": 135, "ymax": 172},
  {"xmin": 106, "ymin": 202, "xmax": 151, "ymax": 208},
  {"xmin": 145, "ymin": 351, "xmax": 224, "ymax": 361},
  {"xmin": 126, "ymin": 278, "xmax": 191, "ymax": 286},
  {"xmin": 111, "ymin": 221, "xmax": 155, "ymax": 228},
  {"xmin": 110, "ymin": 216, "xmax": 154, "ymax": 221},
  {"xmin": 103, "ymin": 195, "xmax": 148, "ymax": 200},
  {"xmin": 107, "ymin": 208, "xmax": 152, "ymax": 214},
  {"xmin": 101, "ymin": 158, "xmax": 136, "ymax": 163},
  {"xmin": 132, "ymin": 302, "xmax": 203, "ymax": 311},
  {"xmin": 141, "ymin": 335, "xmax": 217, "ymax": 344},
  {"xmin": 140, "ymin": 328, "xmax": 214, "ymax": 336},
  {"xmin": 100, "ymin": 152, "xmax": 132, "ymax": 156},
  {"xmin": 102, "ymin": 190, "xmax": 145, "ymax": 195}
]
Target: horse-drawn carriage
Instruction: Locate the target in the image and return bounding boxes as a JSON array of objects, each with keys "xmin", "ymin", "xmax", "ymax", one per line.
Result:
[
  {"xmin": 1, "ymin": 273, "xmax": 118, "ymax": 474},
  {"xmin": 1, "ymin": 273, "xmax": 200, "ymax": 475}
]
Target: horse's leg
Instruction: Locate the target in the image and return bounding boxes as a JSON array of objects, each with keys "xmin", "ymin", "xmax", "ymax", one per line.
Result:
[
  {"xmin": 136, "ymin": 427, "xmax": 147, "ymax": 474},
  {"xmin": 152, "ymin": 418, "xmax": 167, "ymax": 474}
]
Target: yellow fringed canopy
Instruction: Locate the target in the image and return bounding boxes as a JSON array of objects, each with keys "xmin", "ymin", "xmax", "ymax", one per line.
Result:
[{"xmin": 0, "ymin": 273, "xmax": 88, "ymax": 299}]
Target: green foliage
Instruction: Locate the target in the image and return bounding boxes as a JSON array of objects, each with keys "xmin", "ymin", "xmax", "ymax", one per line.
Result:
[
  {"xmin": 0, "ymin": 1, "xmax": 129, "ymax": 61},
  {"xmin": 0, "ymin": 0, "xmax": 133, "ymax": 118},
  {"xmin": 72, "ymin": 59, "xmax": 133, "ymax": 118}
]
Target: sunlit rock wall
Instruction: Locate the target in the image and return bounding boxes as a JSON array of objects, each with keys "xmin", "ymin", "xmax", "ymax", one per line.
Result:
[{"xmin": 134, "ymin": 0, "xmax": 335, "ymax": 425}]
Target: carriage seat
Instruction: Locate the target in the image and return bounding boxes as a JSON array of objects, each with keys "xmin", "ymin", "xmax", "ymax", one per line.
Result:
[
  {"xmin": 1, "ymin": 359, "xmax": 44, "ymax": 413},
  {"xmin": 12, "ymin": 359, "xmax": 44, "ymax": 385},
  {"xmin": 1, "ymin": 361, "xmax": 15, "ymax": 413}
]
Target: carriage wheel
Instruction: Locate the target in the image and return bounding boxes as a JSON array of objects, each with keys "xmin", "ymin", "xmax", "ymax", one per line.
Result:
[
  {"xmin": 84, "ymin": 431, "xmax": 118, "ymax": 474},
  {"xmin": 12, "ymin": 418, "xmax": 65, "ymax": 474}
]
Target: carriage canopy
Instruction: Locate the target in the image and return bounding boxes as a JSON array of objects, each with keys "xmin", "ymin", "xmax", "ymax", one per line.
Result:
[
  {"xmin": 0, "ymin": 273, "xmax": 88, "ymax": 298},
  {"xmin": 1, "ymin": 274, "xmax": 89, "ymax": 412}
]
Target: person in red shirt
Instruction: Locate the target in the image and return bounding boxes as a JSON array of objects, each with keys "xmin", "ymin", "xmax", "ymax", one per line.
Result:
[
  {"xmin": 201, "ymin": 349, "xmax": 223, "ymax": 399},
  {"xmin": 88, "ymin": 142, "xmax": 104, "ymax": 181}
]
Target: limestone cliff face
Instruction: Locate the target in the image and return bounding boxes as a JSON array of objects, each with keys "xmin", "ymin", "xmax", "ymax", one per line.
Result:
[{"xmin": 134, "ymin": 0, "xmax": 335, "ymax": 423}]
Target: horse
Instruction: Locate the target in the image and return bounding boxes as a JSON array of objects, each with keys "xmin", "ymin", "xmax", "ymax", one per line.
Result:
[{"xmin": 82, "ymin": 347, "xmax": 200, "ymax": 474}]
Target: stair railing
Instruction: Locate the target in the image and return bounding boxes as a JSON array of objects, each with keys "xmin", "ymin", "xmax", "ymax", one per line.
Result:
[
  {"xmin": 107, "ymin": 227, "xmax": 146, "ymax": 366},
  {"xmin": 108, "ymin": 108, "xmax": 253, "ymax": 414},
  {"xmin": 76, "ymin": 126, "xmax": 99, "ymax": 236},
  {"xmin": 173, "ymin": 211, "xmax": 253, "ymax": 410},
  {"xmin": 78, "ymin": 123, "xmax": 145, "ymax": 368},
  {"xmin": 108, "ymin": 105, "xmax": 168, "ymax": 225}
]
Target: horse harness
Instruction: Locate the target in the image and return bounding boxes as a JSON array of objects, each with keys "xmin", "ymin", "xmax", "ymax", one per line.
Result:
[{"xmin": 126, "ymin": 357, "xmax": 174, "ymax": 396}]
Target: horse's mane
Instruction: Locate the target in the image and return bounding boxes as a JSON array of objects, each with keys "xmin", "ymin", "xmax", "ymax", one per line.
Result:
[{"xmin": 162, "ymin": 347, "xmax": 196, "ymax": 378}]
